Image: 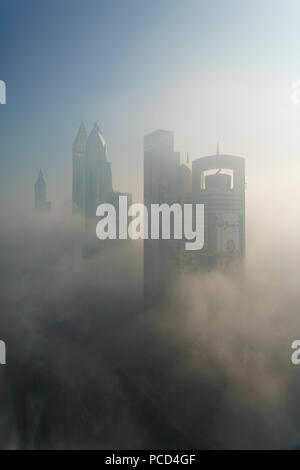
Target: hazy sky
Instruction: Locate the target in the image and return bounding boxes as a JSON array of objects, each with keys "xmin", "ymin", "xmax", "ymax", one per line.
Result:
[{"xmin": 1, "ymin": 0, "xmax": 300, "ymax": 203}]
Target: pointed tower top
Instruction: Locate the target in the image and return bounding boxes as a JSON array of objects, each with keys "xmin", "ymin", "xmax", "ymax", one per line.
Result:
[
  {"xmin": 187, "ymin": 152, "xmax": 189, "ymax": 163},
  {"xmin": 89, "ymin": 122, "xmax": 106, "ymax": 149},
  {"xmin": 76, "ymin": 121, "xmax": 87, "ymax": 137},
  {"xmin": 35, "ymin": 169, "xmax": 46, "ymax": 186},
  {"xmin": 73, "ymin": 122, "xmax": 88, "ymax": 155},
  {"xmin": 93, "ymin": 122, "xmax": 100, "ymax": 132},
  {"xmin": 38, "ymin": 169, "xmax": 45, "ymax": 181},
  {"xmin": 216, "ymin": 142, "xmax": 220, "ymax": 155},
  {"xmin": 86, "ymin": 122, "xmax": 108, "ymax": 162}
]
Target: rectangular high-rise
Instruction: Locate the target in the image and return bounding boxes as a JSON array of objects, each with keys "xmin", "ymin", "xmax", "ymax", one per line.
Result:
[
  {"xmin": 144, "ymin": 130, "xmax": 180, "ymax": 307},
  {"xmin": 72, "ymin": 122, "xmax": 87, "ymax": 214}
]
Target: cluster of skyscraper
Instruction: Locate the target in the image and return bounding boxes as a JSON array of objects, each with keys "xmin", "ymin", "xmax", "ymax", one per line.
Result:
[
  {"xmin": 34, "ymin": 124, "xmax": 245, "ymax": 307},
  {"xmin": 144, "ymin": 130, "xmax": 245, "ymax": 305}
]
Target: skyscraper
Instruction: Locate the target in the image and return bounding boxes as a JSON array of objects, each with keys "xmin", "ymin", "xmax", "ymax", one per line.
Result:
[
  {"xmin": 143, "ymin": 131, "xmax": 246, "ymax": 307},
  {"xmin": 34, "ymin": 170, "xmax": 51, "ymax": 212},
  {"xmin": 72, "ymin": 122, "xmax": 132, "ymax": 232},
  {"xmin": 72, "ymin": 122, "xmax": 87, "ymax": 214},
  {"xmin": 85, "ymin": 122, "xmax": 113, "ymax": 218},
  {"xmin": 144, "ymin": 130, "xmax": 180, "ymax": 307},
  {"xmin": 191, "ymin": 148, "xmax": 245, "ymax": 268}
]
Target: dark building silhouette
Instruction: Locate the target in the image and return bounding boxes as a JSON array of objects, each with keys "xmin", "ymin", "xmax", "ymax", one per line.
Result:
[
  {"xmin": 34, "ymin": 170, "xmax": 51, "ymax": 212},
  {"xmin": 144, "ymin": 130, "xmax": 180, "ymax": 306}
]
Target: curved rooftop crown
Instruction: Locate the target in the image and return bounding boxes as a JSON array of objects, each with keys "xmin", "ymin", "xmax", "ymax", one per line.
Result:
[
  {"xmin": 192, "ymin": 153, "xmax": 245, "ymax": 168},
  {"xmin": 86, "ymin": 122, "xmax": 108, "ymax": 161}
]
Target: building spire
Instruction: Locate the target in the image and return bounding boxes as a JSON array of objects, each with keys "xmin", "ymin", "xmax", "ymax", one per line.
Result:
[
  {"xmin": 216, "ymin": 142, "xmax": 220, "ymax": 155},
  {"xmin": 187, "ymin": 152, "xmax": 189, "ymax": 163},
  {"xmin": 78, "ymin": 121, "xmax": 87, "ymax": 136},
  {"xmin": 72, "ymin": 122, "xmax": 87, "ymax": 161},
  {"xmin": 37, "ymin": 169, "xmax": 45, "ymax": 183}
]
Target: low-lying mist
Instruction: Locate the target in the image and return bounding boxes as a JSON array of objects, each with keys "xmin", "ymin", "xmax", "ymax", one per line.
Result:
[{"xmin": 1, "ymin": 182, "xmax": 300, "ymax": 449}]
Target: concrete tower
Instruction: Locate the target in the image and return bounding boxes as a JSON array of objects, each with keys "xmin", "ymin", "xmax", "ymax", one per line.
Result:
[
  {"xmin": 34, "ymin": 170, "xmax": 51, "ymax": 212},
  {"xmin": 144, "ymin": 130, "xmax": 180, "ymax": 306},
  {"xmin": 85, "ymin": 123, "xmax": 113, "ymax": 218},
  {"xmin": 72, "ymin": 121, "xmax": 87, "ymax": 213}
]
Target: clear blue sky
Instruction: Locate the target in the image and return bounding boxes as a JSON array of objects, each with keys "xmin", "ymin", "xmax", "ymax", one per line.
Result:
[{"xmin": 1, "ymin": 0, "xmax": 300, "ymax": 202}]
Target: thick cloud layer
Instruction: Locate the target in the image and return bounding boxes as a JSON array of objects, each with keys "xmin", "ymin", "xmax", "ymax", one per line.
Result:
[{"xmin": 1, "ymin": 196, "xmax": 300, "ymax": 449}]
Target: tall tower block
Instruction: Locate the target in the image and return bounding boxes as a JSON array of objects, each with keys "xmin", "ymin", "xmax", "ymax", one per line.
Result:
[
  {"xmin": 72, "ymin": 122, "xmax": 87, "ymax": 213},
  {"xmin": 144, "ymin": 130, "xmax": 180, "ymax": 307},
  {"xmin": 85, "ymin": 123, "xmax": 113, "ymax": 218}
]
